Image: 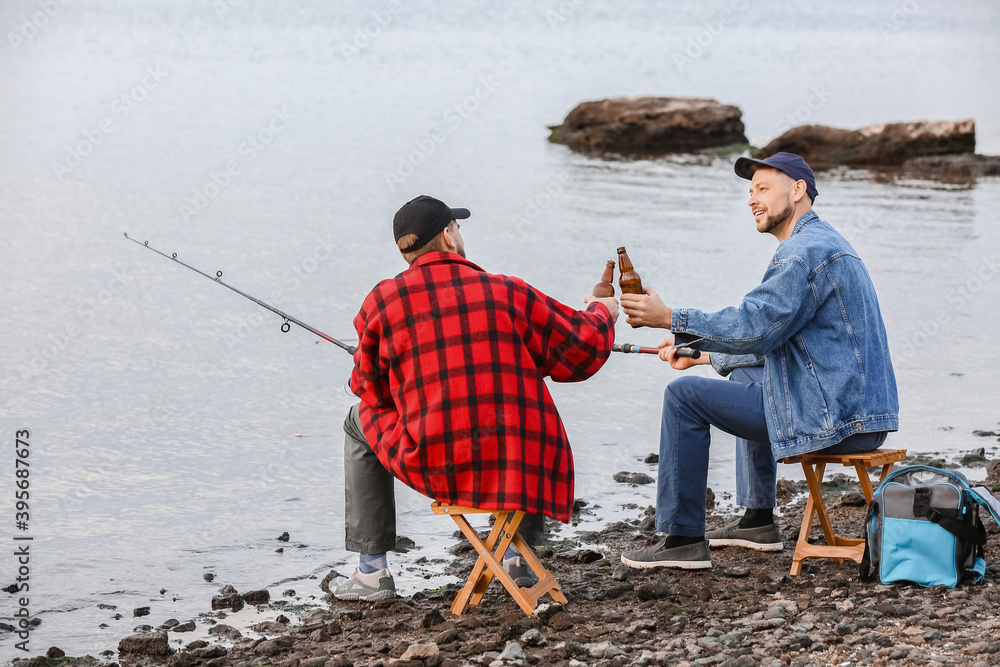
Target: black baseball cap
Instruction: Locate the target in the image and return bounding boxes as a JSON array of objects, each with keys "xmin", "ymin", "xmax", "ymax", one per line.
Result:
[
  {"xmin": 734, "ymin": 152, "xmax": 818, "ymax": 203},
  {"xmin": 393, "ymin": 195, "xmax": 471, "ymax": 253}
]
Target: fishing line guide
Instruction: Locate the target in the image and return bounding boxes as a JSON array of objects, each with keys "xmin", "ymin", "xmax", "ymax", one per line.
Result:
[{"xmin": 123, "ymin": 233, "xmax": 356, "ymax": 354}]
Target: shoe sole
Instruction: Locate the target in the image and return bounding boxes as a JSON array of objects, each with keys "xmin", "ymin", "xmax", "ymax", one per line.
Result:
[
  {"xmin": 333, "ymin": 589, "xmax": 397, "ymax": 602},
  {"xmin": 708, "ymin": 538, "xmax": 783, "ymax": 552},
  {"xmin": 620, "ymin": 554, "xmax": 712, "ymax": 570}
]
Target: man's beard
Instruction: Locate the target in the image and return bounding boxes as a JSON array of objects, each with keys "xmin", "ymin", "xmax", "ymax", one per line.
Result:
[{"xmin": 758, "ymin": 199, "xmax": 795, "ymax": 234}]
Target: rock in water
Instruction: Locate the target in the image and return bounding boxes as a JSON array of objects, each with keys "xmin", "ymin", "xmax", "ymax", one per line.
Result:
[
  {"xmin": 212, "ymin": 593, "xmax": 244, "ymax": 611},
  {"xmin": 320, "ymin": 569, "xmax": 341, "ymax": 595},
  {"xmin": 613, "ymin": 471, "xmax": 654, "ymax": 485},
  {"xmin": 119, "ymin": 631, "xmax": 173, "ymax": 657},
  {"xmin": 756, "ymin": 119, "xmax": 975, "ymax": 169},
  {"xmin": 241, "ymin": 589, "xmax": 270, "ymax": 605},
  {"xmin": 551, "ymin": 97, "xmax": 747, "ymax": 155}
]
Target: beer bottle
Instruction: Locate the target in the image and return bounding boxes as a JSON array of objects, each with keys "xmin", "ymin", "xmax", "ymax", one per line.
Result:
[
  {"xmin": 617, "ymin": 247, "xmax": 644, "ymax": 295},
  {"xmin": 592, "ymin": 260, "xmax": 616, "ymax": 297}
]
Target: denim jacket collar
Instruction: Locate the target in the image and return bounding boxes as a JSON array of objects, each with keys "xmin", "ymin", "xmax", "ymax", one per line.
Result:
[{"xmin": 790, "ymin": 210, "xmax": 819, "ymax": 238}]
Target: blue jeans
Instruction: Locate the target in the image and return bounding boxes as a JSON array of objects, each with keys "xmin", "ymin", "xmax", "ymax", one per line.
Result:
[{"xmin": 656, "ymin": 366, "xmax": 887, "ymax": 536}]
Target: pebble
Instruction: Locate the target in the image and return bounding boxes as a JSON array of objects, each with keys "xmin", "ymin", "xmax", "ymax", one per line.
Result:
[
  {"xmin": 520, "ymin": 628, "xmax": 547, "ymax": 647},
  {"xmin": 207, "ymin": 624, "xmax": 242, "ymax": 641},
  {"xmin": 397, "ymin": 642, "xmax": 437, "ymax": 660},
  {"xmin": 497, "ymin": 641, "xmax": 525, "ymax": 662}
]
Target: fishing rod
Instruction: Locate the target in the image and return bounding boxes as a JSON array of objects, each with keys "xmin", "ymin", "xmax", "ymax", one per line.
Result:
[
  {"xmin": 613, "ymin": 342, "xmax": 701, "ymax": 359},
  {"xmin": 124, "ymin": 233, "xmax": 357, "ymax": 355}
]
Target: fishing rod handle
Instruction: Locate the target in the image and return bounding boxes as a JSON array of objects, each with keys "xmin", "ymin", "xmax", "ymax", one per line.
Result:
[
  {"xmin": 612, "ymin": 342, "xmax": 701, "ymax": 359},
  {"xmin": 612, "ymin": 343, "xmax": 655, "ymax": 354}
]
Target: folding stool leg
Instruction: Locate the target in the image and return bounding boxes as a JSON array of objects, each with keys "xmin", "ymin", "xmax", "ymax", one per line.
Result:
[
  {"xmin": 510, "ymin": 532, "xmax": 568, "ymax": 606},
  {"xmin": 801, "ymin": 462, "xmax": 840, "ymax": 547},
  {"xmin": 449, "ymin": 511, "xmax": 519, "ymax": 615},
  {"xmin": 791, "ymin": 483, "xmax": 817, "ymax": 577},
  {"xmin": 854, "ymin": 463, "xmax": 876, "ymax": 501},
  {"xmin": 466, "ymin": 511, "xmax": 523, "ymax": 609}
]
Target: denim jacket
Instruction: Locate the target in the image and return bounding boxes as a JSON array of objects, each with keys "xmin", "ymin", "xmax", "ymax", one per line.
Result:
[{"xmin": 671, "ymin": 211, "xmax": 899, "ymax": 459}]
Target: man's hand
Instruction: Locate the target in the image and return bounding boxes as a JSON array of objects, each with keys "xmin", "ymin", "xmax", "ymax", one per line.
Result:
[
  {"xmin": 657, "ymin": 336, "xmax": 711, "ymax": 370},
  {"xmin": 620, "ymin": 287, "xmax": 672, "ymax": 329},
  {"xmin": 584, "ymin": 295, "xmax": 620, "ymax": 323}
]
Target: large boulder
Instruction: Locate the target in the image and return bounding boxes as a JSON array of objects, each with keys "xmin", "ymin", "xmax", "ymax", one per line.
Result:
[
  {"xmin": 550, "ymin": 96, "xmax": 747, "ymax": 155},
  {"xmin": 757, "ymin": 119, "xmax": 975, "ymax": 169}
]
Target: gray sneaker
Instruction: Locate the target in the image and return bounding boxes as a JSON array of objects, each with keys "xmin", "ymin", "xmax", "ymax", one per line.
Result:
[
  {"xmin": 706, "ymin": 518, "xmax": 783, "ymax": 551},
  {"xmin": 503, "ymin": 556, "xmax": 538, "ymax": 588},
  {"xmin": 333, "ymin": 568, "xmax": 397, "ymax": 601},
  {"xmin": 620, "ymin": 538, "xmax": 712, "ymax": 570}
]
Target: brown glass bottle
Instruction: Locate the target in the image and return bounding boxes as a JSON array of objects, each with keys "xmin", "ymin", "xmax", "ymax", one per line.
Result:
[
  {"xmin": 617, "ymin": 246, "xmax": 644, "ymax": 295},
  {"xmin": 592, "ymin": 260, "xmax": 616, "ymax": 297}
]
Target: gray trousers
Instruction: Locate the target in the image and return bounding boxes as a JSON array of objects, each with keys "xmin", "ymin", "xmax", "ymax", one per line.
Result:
[{"xmin": 343, "ymin": 404, "xmax": 545, "ymax": 554}]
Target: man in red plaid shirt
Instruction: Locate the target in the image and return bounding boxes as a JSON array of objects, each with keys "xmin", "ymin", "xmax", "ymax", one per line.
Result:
[{"xmin": 334, "ymin": 195, "xmax": 618, "ymax": 601}]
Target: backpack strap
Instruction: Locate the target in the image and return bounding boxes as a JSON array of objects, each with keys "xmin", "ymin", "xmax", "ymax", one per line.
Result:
[
  {"xmin": 858, "ymin": 500, "xmax": 880, "ymax": 583},
  {"xmin": 925, "ymin": 507, "xmax": 987, "ymax": 546},
  {"xmin": 968, "ymin": 486, "xmax": 1000, "ymax": 525}
]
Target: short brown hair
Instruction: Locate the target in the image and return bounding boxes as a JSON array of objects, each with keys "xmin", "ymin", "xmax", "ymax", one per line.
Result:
[{"xmin": 397, "ymin": 222, "xmax": 452, "ymax": 265}]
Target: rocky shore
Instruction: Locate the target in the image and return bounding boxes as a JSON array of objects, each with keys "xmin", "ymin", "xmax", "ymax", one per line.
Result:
[{"xmin": 12, "ymin": 446, "xmax": 1000, "ymax": 667}]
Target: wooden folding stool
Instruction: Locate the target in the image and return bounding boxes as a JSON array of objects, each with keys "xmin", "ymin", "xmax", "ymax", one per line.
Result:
[
  {"xmin": 431, "ymin": 501, "xmax": 568, "ymax": 616},
  {"xmin": 779, "ymin": 448, "xmax": 907, "ymax": 576}
]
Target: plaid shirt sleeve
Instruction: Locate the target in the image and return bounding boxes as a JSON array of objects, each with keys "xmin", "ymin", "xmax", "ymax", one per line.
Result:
[
  {"xmin": 504, "ymin": 274, "xmax": 613, "ymax": 382},
  {"xmin": 349, "ymin": 252, "xmax": 615, "ymax": 522}
]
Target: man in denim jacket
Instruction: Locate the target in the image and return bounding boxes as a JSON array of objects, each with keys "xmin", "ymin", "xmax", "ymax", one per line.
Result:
[{"xmin": 619, "ymin": 153, "xmax": 898, "ymax": 569}]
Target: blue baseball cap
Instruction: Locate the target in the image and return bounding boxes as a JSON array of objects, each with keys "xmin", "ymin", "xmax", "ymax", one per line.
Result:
[{"xmin": 735, "ymin": 152, "xmax": 818, "ymax": 203}]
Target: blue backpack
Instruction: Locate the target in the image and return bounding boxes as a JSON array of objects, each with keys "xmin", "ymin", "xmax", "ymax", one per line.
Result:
[{"xmin": 859, "ymin": 465, "xmax": 1000, "ymax": 587}]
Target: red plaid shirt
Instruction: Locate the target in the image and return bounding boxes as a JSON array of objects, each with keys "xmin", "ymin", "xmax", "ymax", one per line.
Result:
[{"xmin": 351, "ymin": 251, "xmax": 614, "ymax": 522}]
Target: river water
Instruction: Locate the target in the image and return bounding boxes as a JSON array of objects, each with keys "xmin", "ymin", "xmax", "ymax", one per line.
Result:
[{"xmin": 1, "ymin": 0, "xmax": 999, "ymax": 659}]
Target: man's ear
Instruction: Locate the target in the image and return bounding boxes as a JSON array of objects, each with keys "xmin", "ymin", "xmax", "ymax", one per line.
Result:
[
  {"xmin": 440, "ymin": 223, "xmax": 458, "ymax": 252},
  {"xmin": 791, "ymin": 179, "xmax": 808, "ymax": 203}
]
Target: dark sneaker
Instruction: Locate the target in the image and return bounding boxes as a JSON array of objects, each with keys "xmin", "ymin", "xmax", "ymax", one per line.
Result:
[
  {"xmin": 333, "ymin": 568, "xmax": 397, "ymax": 601},
  {"xmin": 620, "ymin": 538, "xmax": 712, "ymax": 570},
  {"xmin": 706, "ymin": 518, "xmax": 783, "ymax": 551},
  {"xmin": 503, "ymin": 556, "xmax": 537, "ymax": 588}
]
